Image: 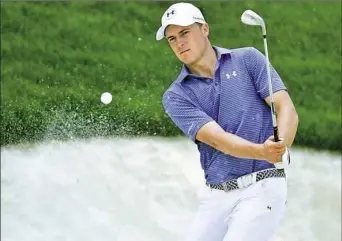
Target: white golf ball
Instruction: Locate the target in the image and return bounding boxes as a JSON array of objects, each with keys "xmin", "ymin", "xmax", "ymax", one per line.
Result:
[{"xmin": 101, "ymin": 92, "xmax": 112, "ymax": 104}]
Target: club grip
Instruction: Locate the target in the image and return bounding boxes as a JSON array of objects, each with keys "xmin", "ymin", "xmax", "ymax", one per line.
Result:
[{"xmin": 273, "ymin": 126, "xmax": 279, "ymax": 142}]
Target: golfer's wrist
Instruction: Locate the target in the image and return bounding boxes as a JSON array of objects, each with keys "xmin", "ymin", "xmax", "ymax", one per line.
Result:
[{"xmin": 254, "ymin": 143, "xmax": 265, "ymax": 160}]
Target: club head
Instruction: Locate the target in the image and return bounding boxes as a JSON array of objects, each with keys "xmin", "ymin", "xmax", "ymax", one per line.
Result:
[
  {"xmin": 241, "ymin": 10, "xmax": 264, "ymax": 26},
  {"xmin": 241, "ymin": 9, "xmax": 267, "ymax": 35}
]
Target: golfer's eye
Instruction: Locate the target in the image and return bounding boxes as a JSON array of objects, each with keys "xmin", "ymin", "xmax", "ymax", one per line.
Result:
[
  {"xmin": 181, "ymin": 31, "xmax": 189, "ymax": 36},
  {"xmin": 168, "ymin": 37, "xmax": 176, "ymax": 43}
]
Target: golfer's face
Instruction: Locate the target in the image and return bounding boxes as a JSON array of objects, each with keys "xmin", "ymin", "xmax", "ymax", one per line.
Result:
[{"xmin": 165, "ymin": 24, "xmax": 206, "ymax": 65}]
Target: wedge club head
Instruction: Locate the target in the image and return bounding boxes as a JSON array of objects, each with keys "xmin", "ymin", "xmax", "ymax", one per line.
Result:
[{"xmin": 241, "ymin": 10, "xmax": 267, "ymax": 36}]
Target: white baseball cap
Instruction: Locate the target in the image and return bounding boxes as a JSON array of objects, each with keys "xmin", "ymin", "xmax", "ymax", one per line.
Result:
[{"xmin": 156, "ymin": 2, "xmax": 206, "ymax": 41}]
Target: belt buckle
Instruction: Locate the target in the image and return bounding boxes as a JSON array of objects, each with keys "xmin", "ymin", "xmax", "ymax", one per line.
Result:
[{"xmin": 237, "ymin": 173, "xmax": 257, "ymax": 189}]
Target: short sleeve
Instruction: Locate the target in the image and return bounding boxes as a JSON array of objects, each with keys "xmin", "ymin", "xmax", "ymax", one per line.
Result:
[
  {"xmin": 244, "ymin": 47, "xmax": 287, "ymax": 99},
  {"xmin": 162, "ymin": 91, "xmax": 214, "ymax": 143}
]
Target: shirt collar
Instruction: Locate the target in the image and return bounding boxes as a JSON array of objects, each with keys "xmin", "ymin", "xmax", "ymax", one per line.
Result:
[{"xmin": 175, "ymin": 45, "xmax": 232, "ymax": 83}]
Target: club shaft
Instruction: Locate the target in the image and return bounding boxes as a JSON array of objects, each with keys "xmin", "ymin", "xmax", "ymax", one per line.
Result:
[{"xmin": 263, "ymin": 35, "xmax": 279, "ymax": 142}]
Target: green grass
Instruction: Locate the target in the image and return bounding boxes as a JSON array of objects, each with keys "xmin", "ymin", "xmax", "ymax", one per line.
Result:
[{"xmin": 1, "ymin": 1, "xmax": 341, "ymax": 151}]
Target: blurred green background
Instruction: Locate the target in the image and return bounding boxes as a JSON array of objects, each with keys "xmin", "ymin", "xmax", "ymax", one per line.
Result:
[{"xmin": 1, "ymin": 1, "xmax": 341, "ymax": 151}]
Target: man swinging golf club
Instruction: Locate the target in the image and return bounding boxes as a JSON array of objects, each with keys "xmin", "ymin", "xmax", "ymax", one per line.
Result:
[{"xmin": 156, "ymin": 2, "xmax": 299, "ymax": 241}]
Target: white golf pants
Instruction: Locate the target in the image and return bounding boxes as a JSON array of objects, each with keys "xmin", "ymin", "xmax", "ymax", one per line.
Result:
[{"xmin": 184, "ymin": 177, "xmax": 287, "ymax": 241}]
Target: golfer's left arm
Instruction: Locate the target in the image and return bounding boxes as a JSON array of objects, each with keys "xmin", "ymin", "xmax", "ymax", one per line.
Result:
[{"xmin": 265, "ymin": 90, "xmax": 299, "ymax": 147}]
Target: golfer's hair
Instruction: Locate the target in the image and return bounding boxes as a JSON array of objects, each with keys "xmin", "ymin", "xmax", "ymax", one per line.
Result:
[{"xmin": 197, "ymin": 6, "xmax": 210, "ymax": 40}]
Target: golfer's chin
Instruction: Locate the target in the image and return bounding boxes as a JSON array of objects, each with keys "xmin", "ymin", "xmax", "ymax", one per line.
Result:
[{"xmin": 178, "ymin": 52, "xmax": 196, "ymax": 65}]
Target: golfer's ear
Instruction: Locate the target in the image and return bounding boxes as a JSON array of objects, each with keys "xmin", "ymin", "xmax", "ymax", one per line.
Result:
[{"xmin": 202, "ymin": 23, "xmax": 209, "ymax": 37}]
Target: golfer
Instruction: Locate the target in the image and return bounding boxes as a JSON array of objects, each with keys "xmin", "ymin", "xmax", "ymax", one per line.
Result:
[{"xmin": 156, "ymin": 2, "xmax": 299, "ymax": 241}]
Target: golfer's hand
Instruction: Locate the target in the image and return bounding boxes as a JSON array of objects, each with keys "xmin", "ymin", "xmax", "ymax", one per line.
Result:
[{"xmin": 263, "ymin": 136, "xmax": 286, "ymax": 164}]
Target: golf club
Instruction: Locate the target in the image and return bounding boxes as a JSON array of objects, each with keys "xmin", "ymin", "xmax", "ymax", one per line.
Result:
[{"xmin": 241, "ymin": 9, "xmax": 290, "ymax": 168}]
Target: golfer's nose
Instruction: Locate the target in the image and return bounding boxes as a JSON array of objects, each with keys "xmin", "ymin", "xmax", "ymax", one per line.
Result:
[{"xmin": 177, "ymin": 40, "xmax": 185, "ymax": 50}]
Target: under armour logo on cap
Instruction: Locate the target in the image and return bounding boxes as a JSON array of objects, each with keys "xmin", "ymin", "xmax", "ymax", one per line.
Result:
[
  {"xmin": 156, "ymin": 2, "xmax": 206, "ymax": 41},
  {"xmin": 166, "ymin": 9, "xmax": 176, "ymax": 19}
]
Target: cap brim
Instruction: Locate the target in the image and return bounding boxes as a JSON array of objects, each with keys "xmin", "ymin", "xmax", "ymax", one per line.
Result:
[
  {"xmin": 156, "ymin": 25, "xmax": 168, "ymax": 41},
  {"xmin": 155, "ymin": 19, "xmax": 198, "ymax": 41}
]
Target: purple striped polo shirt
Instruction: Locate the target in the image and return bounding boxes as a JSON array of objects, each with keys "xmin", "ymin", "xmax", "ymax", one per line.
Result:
[{"xmin": 162, "ymin": 46, "xmax": 287, "ymax": 184}]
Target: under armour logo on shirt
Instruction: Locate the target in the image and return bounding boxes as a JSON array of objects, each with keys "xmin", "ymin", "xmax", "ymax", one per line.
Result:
[{"xmin": 226, "ymin": 71, "xmax": 237, "ymax": 79}]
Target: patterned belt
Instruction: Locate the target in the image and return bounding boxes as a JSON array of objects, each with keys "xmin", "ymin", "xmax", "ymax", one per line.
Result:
[{"xmin": 206, "ymin": 168, "xmax": 286, "ymax": 192}]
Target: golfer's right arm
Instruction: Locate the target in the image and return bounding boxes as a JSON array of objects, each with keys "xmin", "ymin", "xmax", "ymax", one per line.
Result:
[
  {"xmin": 162, "ymin": 92, "xmax": 283, "ymax": 162},
  {"xmin": 196, "ymin": 121, "xmax": 268, "ymax": 160}
]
